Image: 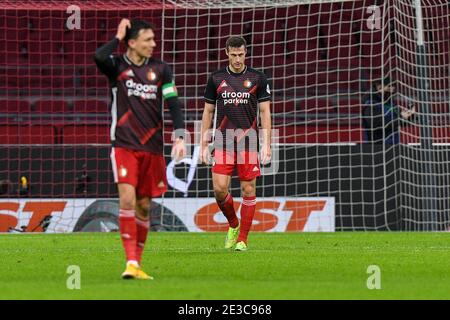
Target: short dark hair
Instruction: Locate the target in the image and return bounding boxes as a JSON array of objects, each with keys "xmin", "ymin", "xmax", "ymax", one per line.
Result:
[
  {"xmin": 124, "ymin": 19, "xmax": 155, "ymax": 47},
  {"xmin": 225, "ymin": 36, "xmax": 247, "ymax": 51},
  {"xmin": 373, "ymin": 76, "xmax": 393, "ymax": 90}
]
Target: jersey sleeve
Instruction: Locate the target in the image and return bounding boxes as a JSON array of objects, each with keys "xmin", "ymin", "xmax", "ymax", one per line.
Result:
[
  {"xmin": 94, "ymin": 38, "xmax": 120, "ymax": 80},
  {"xmin": 257, "ymin": 73, "xmax": 271, "ymax": 103},
  {"xmin": 204, "ymin": 75, "xmax": 217, "ymax": 104},
  {"xmin": 161, "ymin": 63, "xmax": 178, "ymax": 100}
]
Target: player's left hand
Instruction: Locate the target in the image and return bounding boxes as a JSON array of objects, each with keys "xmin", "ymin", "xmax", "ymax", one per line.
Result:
[
  {"xmin": 400, "ymin": 105, "xmax": 416, "ymax": 119},
  {"xmin": 171, "ymin": 137, "xmax": 186, "ymax": 162},
  {"xmin": 260, "ymin": 143, "xmax": 271, "ymax": 165}
]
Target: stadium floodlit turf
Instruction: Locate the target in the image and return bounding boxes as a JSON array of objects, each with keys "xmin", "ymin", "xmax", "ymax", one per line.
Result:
[{"xmin": 0, "ymin": 232, "xmax": 450, "ymax": 300}]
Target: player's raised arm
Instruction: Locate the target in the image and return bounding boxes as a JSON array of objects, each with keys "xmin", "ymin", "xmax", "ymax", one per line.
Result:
[
  {"xmin": 93, "ymin": 37, "xmax": 119, "ymax": 76},
  {"xmin": 93, "ymin": 19, "xmax": 130, "ymax": 77}
]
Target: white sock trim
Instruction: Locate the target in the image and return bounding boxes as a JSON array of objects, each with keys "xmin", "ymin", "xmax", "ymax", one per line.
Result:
[
  {"xmin": 120, "ymin": 209, "xmax": 136, "ymax": 218},
  {"xmin": 127, "ymin": 260, "xmax": 139, "ymax": 267}
]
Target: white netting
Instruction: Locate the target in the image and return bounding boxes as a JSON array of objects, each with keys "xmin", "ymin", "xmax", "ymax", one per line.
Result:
[
  {"xmin": 0, "ymin": 0, "xmax": 449, "ymax": 232},
  {"xmin": 161, "ymin": 0, "xmax": 449, "ymax": 231}
]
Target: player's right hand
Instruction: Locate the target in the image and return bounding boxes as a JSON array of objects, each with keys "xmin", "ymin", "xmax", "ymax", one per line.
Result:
[
  {"xmin": 200, "ymin": 144, "xmax": 211, "ymax": 165},
  {"xmin": 116, "ymin": 19, "xmax": 131, "ymax": 41},
  {"xmin": 260, "ymin": 143, "xmax": 272, "ymax": 165}
]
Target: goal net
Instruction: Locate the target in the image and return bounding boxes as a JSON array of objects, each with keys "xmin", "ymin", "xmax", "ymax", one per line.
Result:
[{"xmin": 0, "ymin": 0, "xmax": 449, "ymax": 232}]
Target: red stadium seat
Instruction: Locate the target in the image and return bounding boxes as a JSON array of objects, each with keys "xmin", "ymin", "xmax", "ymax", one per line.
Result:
[
  {"xmin": 433, "ymin": 127, "xmax": 450, "ymax": 144},
  {"xmin": 73, "ymin": 100, "xmax": 109, "ymax": 113},
  {"xmin": 5, "ymin": 29, "xmax": 26, "ymax": 41},
  {"xmin": 253, "ymin": 27, "xmax": 276, "ymax": 45},
  {"xmin": 248, "ymin": 42, "xmax": 278, "ymax": 66},
  {"xmin": 243, "ymin": 8, "xmax": 275, "ymax": 22},
  {"xmin": 401, "ymin": 125, "xmax": 420, "ymax": 144},
  {"xmin": 400, "ymin": 126, "xmax": 450, "ymax": 144},
  {"xmin": 0, "ymin": 124, "xmax": 57, "ymax": 144},
  {"xmin": 272, "ymin": 100, "xmax": 295, "ymax": 114},
  {"xmin": 289, "ymin": 71, "xmax": 323, "ymax": 90},
  {"xmin": 0, "ymin": 100, "xmax": 31, "ymax": 114},
  {"xmin": 429, "ymin": 78, "xmax": 450, "ymax": 91},
  {"xmin": 81, "ymin": 74, "xmax": 109, "ymax": 89},
  {"xmin": 360, "ymin": 30, "xmax": 384, "ymax": 60},
  {"xmin": 175, "ymin": 41, "xmax": 208, "ymax": 63},
  {"xmin": 277, "ymin": 124, "xmax": 364, "ymax": 143},
  {"xmin": 289, "ymin": 39, "xmax": 319, "ymax": 63},
  {"xmin": 0, "ymin": 125, "xmax": 20, "ymax": 144},
  {"xmin": 316, "ymin": 70, "xmax": 359, "ymax": 91},
  {"xmin": 299, "ymin": 98, "xmax": 333, "ymax": 113},
  {"xmin": 336, "ymin": 97, "xmax": 362, "ymax": 114},
  {"xmin": 2, "ymin": 41, "xmax": 21, "ymax": 64},
  {"xmin": 327, "ymin": 41, "xmax": 361, "ymax": 68},
  {"xmin": 429, "ymin": 102, "xmax": 450, "ymax": 114},
  {"xmin": 184, "ymin": 99, "xmax": 203, "ymax": 111},
  {"xmin": 280, "ymin": 6, "xmax": 319, "ymax": 31},
  {"xmin": 34, "ymin": 100, "xmax": 69, "ymax": 113},
  {"xmin": 360, "ymin": 29, "xmax": 383, "ymax": 44},
  {"xmin": 322, "ymin": 21, "xmax": 355, "ymax": 45},
  {"xmin": 342, "ymin": 4, "xmax": 365, "ymax": 20},
  {"xmin": 62, "ymin": 124, "xmax": 110, "ymax": 144},
  {"xmin": 5, "ymin": 15, "xmax": 28, "ymax": 29}
]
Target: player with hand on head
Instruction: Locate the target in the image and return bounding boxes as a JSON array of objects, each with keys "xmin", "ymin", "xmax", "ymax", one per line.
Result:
[
  {"xmin": 200, "ymin": 36, "xmax": 272, "ymax": 251},
  {"xmin": 94, "ymin": 18, "xmax": 186, "ymax": 279}
]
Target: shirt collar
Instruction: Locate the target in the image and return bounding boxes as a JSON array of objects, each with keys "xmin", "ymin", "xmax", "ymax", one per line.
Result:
[
  {"xmin": 123, "ymin": 54, "xmax": 148, "ymax": 67},
  {"xmin": 226, "ymin": 65, "xmax": 247, "ymax": 75}
]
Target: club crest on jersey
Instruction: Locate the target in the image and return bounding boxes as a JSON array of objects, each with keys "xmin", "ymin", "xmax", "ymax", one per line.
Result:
[
  {"xmin": 243, "ymin": 79, "xmax": 252, "ymax": 88},
  {"xmin": 147, "ymin": 69, "xmax": 157, "ymax": 82},
  {"xmin": 119, "ymin": 165, "xmax": 128, "ymax": 178}
]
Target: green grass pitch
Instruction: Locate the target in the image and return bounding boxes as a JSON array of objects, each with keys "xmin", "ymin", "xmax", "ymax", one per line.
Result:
[{"xmin": 1, "ymin": 232, "xmax": 450, "ymax": 300}]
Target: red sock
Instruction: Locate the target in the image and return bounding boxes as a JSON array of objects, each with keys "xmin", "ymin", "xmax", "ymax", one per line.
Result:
[
  {"xmin": 237, "ymin": 196, "xmax": 257, "ymax": 243},
  {"xmin": 136, "ymin": 216, "xmax": 149, "ymax": 265},
  {"xmin": 216, "ymin": 193, "xmax": 239, "ymax": 228},
  {"xmin": 119, "ymin": 209, "xmax": 138, "ymax": 263}
]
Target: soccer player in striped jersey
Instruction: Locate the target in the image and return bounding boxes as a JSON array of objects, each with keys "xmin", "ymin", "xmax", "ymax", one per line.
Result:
[
  {"xmin": 200, "ymin": 36, "xmax": 272, "ymax": 251},
  {"xmin": 94, "ymin": 18, "xmax": 186, "ymax": 279}
]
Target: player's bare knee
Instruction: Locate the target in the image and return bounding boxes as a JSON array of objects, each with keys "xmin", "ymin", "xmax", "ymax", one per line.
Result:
[
  {"xmin": 213, "ymin": 181, "xmax": 228, "ymax": 197},
  {"xmin": 138, "ymin": 202, "xmax": 150, "ymax": 214},
  {"xmin": 213, "ymin": 184, "xmax": 229, "ymax": 200},
  {"xmin": 118, "ymin": 184, "xmax": 137, "ymax": 210},
  {"xmin": 120, "ymin": 200, "xmax": 135, "ymax": 210},
  {"xmin": 136, "ymin": 198, "xmax": 151, "ymax": 217},
  {"xmin": 241, "ymin": 183, "xmax": 255, "ymax": 197},
  {"xmin": 214, "ymin": 190, "xmax": 228, "ymax": 201},
  {"xmin": 120, "ymin": 193, "xmax": 136, "ymax": 210}
]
